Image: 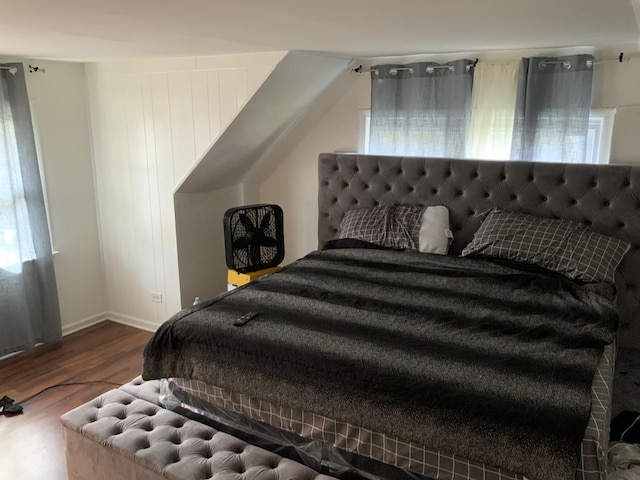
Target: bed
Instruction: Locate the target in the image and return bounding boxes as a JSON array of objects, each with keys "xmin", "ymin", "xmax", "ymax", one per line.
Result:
[{"xmin": 142, "ymin": 153, "xmax": 640, "ymax": 480}]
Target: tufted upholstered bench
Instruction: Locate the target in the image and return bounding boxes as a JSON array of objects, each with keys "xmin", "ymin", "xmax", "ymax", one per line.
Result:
[{"xmin": 60, "ymin": 380, "xmax": 337, "ymax": 480}]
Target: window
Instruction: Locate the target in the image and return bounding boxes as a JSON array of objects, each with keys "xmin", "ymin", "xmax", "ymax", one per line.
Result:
[
  {"xmin": 585, "ymin": 109, "xmax": 616, "ymax": 164},
  {"xmin": 359, "ymin": 108, "xmax": 616, "ymax": 164},
  {"xmin": 0, "ymin": 94, "xmax": 36, "ymax": 273}
]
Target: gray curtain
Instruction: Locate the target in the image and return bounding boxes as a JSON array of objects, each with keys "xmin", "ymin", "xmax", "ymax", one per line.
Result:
[
  {"xmin": 510, "ymin": 55, "xmax": 594, "ymax": 163},
  {"xmin": 0, "ymin": 63, "xmax": 61, "ymax": 357},
  {"xmin": 369, "ymin": 60, "xmax": 474, "ymax": 157}
]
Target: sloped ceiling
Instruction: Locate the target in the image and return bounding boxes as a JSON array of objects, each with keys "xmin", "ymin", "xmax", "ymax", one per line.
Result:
[
  {"xmin": 1, "ymin": 0, "xmax": 639, "ymax": 61},
  {"xmin": 175, "ymin": 51, "xmax": 353, "ymax": 194}
]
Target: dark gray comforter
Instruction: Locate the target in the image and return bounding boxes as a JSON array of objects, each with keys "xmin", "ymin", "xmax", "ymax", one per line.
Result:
[{"xmin": 143, "ymin": 248, "xmax": 618, "ymax": 480}]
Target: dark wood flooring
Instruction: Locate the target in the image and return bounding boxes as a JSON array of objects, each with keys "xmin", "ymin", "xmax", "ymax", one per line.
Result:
[{"xmin": 0, "ymin": 321, "xmax": 152, "ymax": 480}]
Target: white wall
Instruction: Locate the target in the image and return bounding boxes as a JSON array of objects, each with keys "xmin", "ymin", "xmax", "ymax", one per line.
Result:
[
  {"xmin": 85, "ymin": 52, "xmax": 285, "ymax": 327},
  {"xmin": 1, "ymin": 59, "xmax": 107, "ymax": 332},
  {"xmin": 175, "ymin": 185, "xmax": 243, "ymax": 307},
  {"xmin": 257, "ymin": 54, "xmax": 640, "ymax": 261}
]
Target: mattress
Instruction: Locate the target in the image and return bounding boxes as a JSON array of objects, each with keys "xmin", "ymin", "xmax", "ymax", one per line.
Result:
[{"xmin": 161, "ymin": 342, "xmax": 615, "ymax": 480}]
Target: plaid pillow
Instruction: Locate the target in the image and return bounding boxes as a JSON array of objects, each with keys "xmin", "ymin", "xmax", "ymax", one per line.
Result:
[
  {"xmin": 461, "ymin": 209, "xmax": 630, "ymax": 284},
  {"xmin": 338, "ymin": 205, "xmax": 425, "ymax": 250}
]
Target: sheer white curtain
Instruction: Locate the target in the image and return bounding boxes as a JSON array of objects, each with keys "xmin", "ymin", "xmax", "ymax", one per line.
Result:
[{"xmin": 466, "ymin": 61, "xmax": 520, "ymax": 160}]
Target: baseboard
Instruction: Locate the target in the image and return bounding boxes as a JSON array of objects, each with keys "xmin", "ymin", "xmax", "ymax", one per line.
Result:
[
  {"xmin": 62, "ymin": 313, "xmax": 108, "ymax": 336},
  {"xmin": 105, "ymin": 312, "xmax": 160, "ymax": 332}
]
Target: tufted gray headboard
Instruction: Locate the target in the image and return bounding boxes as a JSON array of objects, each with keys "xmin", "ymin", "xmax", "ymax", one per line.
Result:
[{"xmin": 318, "ymin": 153, "xmax": 640, "ymax": 347}]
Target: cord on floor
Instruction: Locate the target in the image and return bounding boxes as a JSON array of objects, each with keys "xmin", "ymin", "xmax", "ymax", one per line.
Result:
[{"xmin": 1, "ymin": 380, "xmax": 123, "ymax": 416}]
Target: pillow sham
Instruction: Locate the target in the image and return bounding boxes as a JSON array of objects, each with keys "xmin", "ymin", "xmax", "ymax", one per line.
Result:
[
  {"xmin": 338, "ymin": 204, "xmax": 424, "ymax": 250},
  {"xmin": 461, "ymin": 209, "xmax": 630, "ymax": 284}
]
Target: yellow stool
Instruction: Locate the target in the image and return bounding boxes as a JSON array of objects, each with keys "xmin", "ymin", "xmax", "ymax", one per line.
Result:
[{"xmin": 227, "ymin": 267, "xmax": 280, "ymax": 291}]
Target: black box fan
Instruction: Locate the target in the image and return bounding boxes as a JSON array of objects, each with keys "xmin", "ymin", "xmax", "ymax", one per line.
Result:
[{"xmin": 223, "ymin": 204, "xmax": 285, "ymax": 273}]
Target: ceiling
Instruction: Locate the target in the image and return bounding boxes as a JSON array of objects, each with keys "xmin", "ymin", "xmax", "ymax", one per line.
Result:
[{"xmin": 1, "ymin": 0, "xmax": 639, "ymax": 61}]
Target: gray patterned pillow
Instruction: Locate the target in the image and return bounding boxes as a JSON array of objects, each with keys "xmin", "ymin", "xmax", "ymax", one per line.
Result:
[
  {"xmin": 461, "ymin": 209, "xmax": 630, "ymax": 284},
  {"xmin": 338, "ymin": 204, "xmax": 424, "ymax": 249}
]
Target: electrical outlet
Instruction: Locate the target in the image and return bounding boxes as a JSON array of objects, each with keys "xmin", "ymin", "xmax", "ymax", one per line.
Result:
[{"xmin": 151, "ymin": 292, "xmax": 163, "ymax": 303}]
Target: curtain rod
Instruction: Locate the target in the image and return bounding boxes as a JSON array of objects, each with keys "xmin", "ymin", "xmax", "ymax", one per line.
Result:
[
  {"xmin": 351, "ymin": 52, "xmax": 635, "ymax": 74},
  {"xmin": 353, "ymin": 59, "xmax": 478, "ymax": 75},
  {"xmin": 0, "ymin": 66, "xmax": 17, "ymax": 75}
]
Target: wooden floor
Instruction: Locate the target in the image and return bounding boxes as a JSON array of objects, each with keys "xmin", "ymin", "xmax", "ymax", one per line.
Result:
[{"xmin": 0, "ymin": 321, "xmax": 152, "ymax": 480}]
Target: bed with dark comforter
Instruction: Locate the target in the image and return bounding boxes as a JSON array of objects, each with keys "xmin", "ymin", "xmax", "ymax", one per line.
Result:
[
  {"xmin": 143, "ymin": 153, "xmax": 640, "ymax": 480},
  {"xmin": 143, "ymin": 247, "xmax": 617, "ymax": 480}
]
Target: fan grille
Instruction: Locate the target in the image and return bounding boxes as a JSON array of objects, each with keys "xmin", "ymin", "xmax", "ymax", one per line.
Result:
[{"xmin": 224, "ymin": 204, "xmax": 284, "ymax": 272}]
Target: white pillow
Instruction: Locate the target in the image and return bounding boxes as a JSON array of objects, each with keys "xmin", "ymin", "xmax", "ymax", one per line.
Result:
[{"xmin": 419, "ymin": 206, "xmax": 453, "ymax": 254}]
